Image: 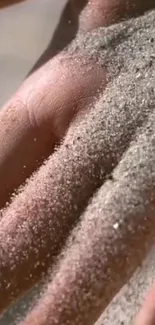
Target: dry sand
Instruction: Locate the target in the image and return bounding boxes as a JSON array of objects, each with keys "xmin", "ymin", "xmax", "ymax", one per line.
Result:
[{"xmin": 0, "ymin": 2, "xmax": 155, "ymax": 325}]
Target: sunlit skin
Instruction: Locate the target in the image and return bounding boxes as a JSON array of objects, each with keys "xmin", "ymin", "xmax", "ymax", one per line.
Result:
[{"xmin": 0, "ymin": 1, "xmax": 155, "ymax": 324}]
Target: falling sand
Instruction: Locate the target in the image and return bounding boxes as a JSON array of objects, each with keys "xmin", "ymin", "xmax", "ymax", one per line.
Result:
[{"xmin": 0, "ymin": 8, "xmax": 155, "ymax": 325}]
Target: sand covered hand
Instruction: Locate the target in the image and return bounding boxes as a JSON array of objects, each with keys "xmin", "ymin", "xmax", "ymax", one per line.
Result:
[{"xmin": 0, "ymin": 1, "xmax": 155, "ymax": 325}]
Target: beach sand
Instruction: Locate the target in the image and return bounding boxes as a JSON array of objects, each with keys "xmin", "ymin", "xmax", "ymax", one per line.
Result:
[{"xmin": 0, "ymin": 1, "xmax": 155, "ymax": 325}]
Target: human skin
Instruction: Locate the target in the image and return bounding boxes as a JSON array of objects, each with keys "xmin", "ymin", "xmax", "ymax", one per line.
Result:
[
  {"xmin": 134, "ymin": 284, "xmax": 155, "ymax": 325},
  {"xmin": 0, "ymin": 0, "xmax": 24, "ymax": 8},
  {"xmin": 0, "ymin": 0, "xmax": 155, "ymax": 325}
]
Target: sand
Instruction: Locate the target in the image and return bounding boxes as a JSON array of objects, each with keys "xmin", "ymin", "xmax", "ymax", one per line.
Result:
[{"xmin": 1, "ymin": 4, "xmax": 155, "ymax": 325}]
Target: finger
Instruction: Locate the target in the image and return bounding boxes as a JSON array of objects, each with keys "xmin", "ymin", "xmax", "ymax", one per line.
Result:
[
  {"xmin": 0, "ymin": 83, "xmax": 115, "ymax": 312},
  {"xmin": 78, "ymin": 0, "xmax": 155, "ymax": 31},
  {"xmin": 0, "ymin": 54, "xmax": 104, "ymax": 209},
  {"xmin": 0, "ymin": 0, "xmax": 25, "ymax": 8},
  {"xmin": 30, "ymin": 0, "xmax": 155, "ymax": 74},
  {"xmin": 134, "ymin": 284, "xmax": 155, "ymax": 325},
  {"xmin": 19, "ymin": 114, "xmax": 155, "ymax": 325}
]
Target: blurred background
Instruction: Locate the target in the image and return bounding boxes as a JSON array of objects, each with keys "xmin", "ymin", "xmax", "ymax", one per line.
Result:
[
  {"xmin": 0, "ymin": 0, "xmax": 67, "ymax": 106},
  {"xmin": 0, "ymin": 1, "xmax": 155, "ymax": 325}
]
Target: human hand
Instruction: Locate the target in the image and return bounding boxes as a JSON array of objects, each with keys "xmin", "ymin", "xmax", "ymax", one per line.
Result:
[{"xmin": 0, "ymin": 1, "xmax": 155, "ymax": 325}]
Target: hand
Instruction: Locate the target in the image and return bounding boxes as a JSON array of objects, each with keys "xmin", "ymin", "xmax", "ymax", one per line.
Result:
[{"xmin": 0, "ymin": 1, "xmax": 155, "ymax": 325}]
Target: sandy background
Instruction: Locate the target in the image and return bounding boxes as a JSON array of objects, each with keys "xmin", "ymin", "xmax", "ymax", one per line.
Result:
[{"xmin": 0, "ymin": 1, "xmax": 155, "ymax": 324}]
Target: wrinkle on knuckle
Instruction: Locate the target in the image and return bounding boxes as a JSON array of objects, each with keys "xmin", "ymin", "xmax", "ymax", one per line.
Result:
[
  {"xmin": 5, "ymin": 94, "xmax": 38, "ymax": 131},
  {"xmin": 23, "ymin": 90, "xmax": 42, "ymax": 130},
  {"xmin": 23, "ymin": 82, "xmax": 56, "ymax": 130}
]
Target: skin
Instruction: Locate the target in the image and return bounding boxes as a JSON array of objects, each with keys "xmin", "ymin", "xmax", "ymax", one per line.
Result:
[
  {"xmin": 0, "ymin": 0, "xmax": 155, "ymax": 324},
  {"xmin": 134, "ymin": 284, "xmax": 155, "ymax": 325},
  {"xmin": 0, "ymin": 0, "xmax": 24, "ymax": 7}
]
